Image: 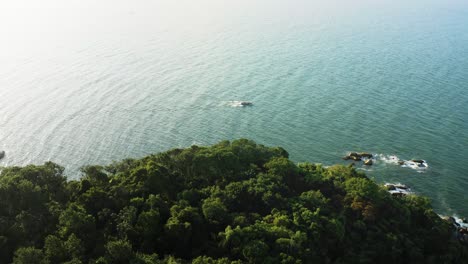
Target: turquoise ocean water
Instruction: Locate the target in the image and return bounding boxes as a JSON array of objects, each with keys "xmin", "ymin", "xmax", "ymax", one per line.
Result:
[{"xmin": 1, "ymin": 0, "xmax": 468, "ymax": 216}]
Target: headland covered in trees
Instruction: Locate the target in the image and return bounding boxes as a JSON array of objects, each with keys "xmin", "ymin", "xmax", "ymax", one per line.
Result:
[{"xmin": 1, "ymin": 139, "xmax": 467, "ymax": 263}]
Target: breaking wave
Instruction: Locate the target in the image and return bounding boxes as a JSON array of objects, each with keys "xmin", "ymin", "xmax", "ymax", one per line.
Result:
[
  {"xmin": 384, "ymin": 182, "xmax": 413, "ymax": 195},
  {"xmin": 375, "ymin": 154, "xmax": 428, "ymax": 172}
]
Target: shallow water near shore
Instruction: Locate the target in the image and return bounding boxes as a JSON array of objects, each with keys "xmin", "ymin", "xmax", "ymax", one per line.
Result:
[{"xmin": 1, "ymin": 0, "xmax": 468, "ymax": 216}]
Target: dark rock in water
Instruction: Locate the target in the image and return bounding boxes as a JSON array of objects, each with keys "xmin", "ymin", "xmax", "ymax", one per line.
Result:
[
  {"xmin": 359, "ymin": 152, "xmax": 373, "ymax": 158},
  {"xmin": 463, "ymin": 218, "xmax": 468, "ymax": 224},
  {"xmin": 240, "ymin": 101, "xmax": 253, "ymax": 106},
  {"xmin": 386, "ymin": 185, "xmax": 396, "ymax": 191},
  {"xmin": 459, "ymin": 228, "xmax": 468, "ymax": 235},
  {"xmin": 411, "ymin": 159, "xmax": 425, "ymax": 164},
  {"xmin": 0, "ymin": 150, "xmax": 4, "ymax": 160},
  {"xmin": 345, "ymin": 152, "xmax": 372, "ymax": 161},
  {"xmin": 398, "ymin": 160, "xmax": 405, "ymax": 165},
  {"xmin": 348, "ymin": 162, "xmax": 356, "ymax": 168},
  {"xmin": 363, "ymin": 159, "xmax": 373, "ymax": 166}
]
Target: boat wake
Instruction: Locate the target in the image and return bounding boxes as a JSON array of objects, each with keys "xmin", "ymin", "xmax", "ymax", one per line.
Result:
[{"xmin": 226, "ymin": 101, "xmax": 253, "ymax": 107}]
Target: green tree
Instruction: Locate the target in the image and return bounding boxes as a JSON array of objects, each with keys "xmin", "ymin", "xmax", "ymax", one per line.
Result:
[
  {"xmin": 13, "ymin": 247, "xmax": 44, "ymax": 264},
  {"xmin": 105, "ymin": 239, "xmax": 133, "ymax": 264},
  {"xmin": 202, "ymin": 197, "xmax": 228, "ymax": 225},
  {"xmin": 1, "ymin": 140, "xmax": 467, "ymax": 263}
]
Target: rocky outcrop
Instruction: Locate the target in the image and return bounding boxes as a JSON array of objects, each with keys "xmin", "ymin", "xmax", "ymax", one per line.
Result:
[
  {"xmin": 457, "ymin": 228, "xmax": 468, "ymax": 244},
  {"xmin": 460, "ymin": 228, "xmax": 468, "ymax": 235},
  {"xmin": 342, "ymin": 152, "xmax": 372, "ymax": 162},
  {"xmin": 342, "ymin": 152, "xmax": 375, "ymax": 167},
  {"xmin": 359, "ymin": 152, "xmax": 373, "ymax": 158},
  {"xmin": 441, "ymin": 216, "xmax": 468, "ymax": 244},
  {"xmin": 384, "ymin": 183, "xmax": 412, "ymax": 197},
  {"xmin": 444, "ymin": 216, "xmax": 459, "ymax": 226}
]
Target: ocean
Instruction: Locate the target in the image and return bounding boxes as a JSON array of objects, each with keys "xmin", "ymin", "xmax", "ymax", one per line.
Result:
[{"xmin": 1, "ymin": 0, "xmax": 468, "ymax": 217}]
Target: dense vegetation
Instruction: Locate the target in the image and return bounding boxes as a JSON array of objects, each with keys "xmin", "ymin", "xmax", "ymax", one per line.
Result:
[{"xmin": 1, "ymin": 139, "xmax": 467, "ymax": 263}]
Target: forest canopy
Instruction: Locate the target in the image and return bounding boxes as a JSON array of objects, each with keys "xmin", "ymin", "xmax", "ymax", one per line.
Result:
[{"xmin": 1, "ymin": 139, "xmax": 467, "ymax": 263}]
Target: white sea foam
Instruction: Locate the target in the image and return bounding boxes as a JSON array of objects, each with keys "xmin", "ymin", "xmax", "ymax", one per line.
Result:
[
  {"xmin": 454, "ymin": 216, "xmax": 468, "ymax": 228},
  {"xmin": 439, "ymin": 214, "xmax": 468, "ymax": 228},
  {"xmin": 375, "ymin": 154, "xmax": 400, "ymax": 165},
  {"xmin": 374, "ymin": 154, "xmax": 428, "ymax": 172},
  {"xmin": 401, "ymin": 160, "xmax": 428, "ymax": 172},
  {"xmin": 384, "ymin": 182, "xmax": 413, "ymax": 195},
  {"xmin": 356, "ymin": 167, "xmax": 374, "ymax": 172}
]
